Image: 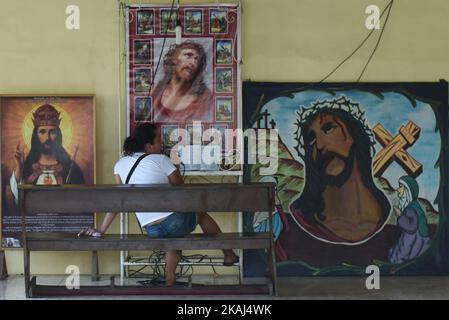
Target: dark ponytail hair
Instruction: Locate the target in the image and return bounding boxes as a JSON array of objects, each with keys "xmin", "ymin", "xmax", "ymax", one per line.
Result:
[{"xmin": 123, "ymin": 123, "xmax": 158, "ymax": 156}]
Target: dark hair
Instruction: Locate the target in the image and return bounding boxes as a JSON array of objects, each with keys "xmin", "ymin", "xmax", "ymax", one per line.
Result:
[{"xmin": 123, "ymin": 123, "xmax": 158, "ymax": 156}]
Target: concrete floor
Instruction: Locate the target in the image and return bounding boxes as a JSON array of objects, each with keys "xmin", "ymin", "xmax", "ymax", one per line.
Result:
[{"xmin": 1, "ymin": 275, "xmax": 449, "ymax": 299}]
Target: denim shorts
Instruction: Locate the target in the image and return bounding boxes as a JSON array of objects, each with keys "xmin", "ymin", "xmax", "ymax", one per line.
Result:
[{"xmin": 144, "ymin": 212, "xmax": 197, "ymax": 238}]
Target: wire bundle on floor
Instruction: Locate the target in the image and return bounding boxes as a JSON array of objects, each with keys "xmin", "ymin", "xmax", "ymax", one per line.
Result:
[{"xmin": 127, "ymin": 251, "xmax": 219, "ymax": 287}]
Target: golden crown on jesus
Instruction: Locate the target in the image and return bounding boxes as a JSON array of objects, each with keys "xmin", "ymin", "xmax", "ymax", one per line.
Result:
[{"xmin": 32, "ymin": 104, "xmax": 61, "ymax": 127}]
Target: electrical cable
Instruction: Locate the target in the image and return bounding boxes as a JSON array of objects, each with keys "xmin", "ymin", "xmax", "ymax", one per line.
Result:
[
  {"xmin": 129, "ymin": 251, "xmax": 224, "ymax": 286},
  {"xmin": 278, "ymin": 0, "xmax": 395, "ymax": 98},
  {"xmin": 357, "ymin": 0, "xmax": 394, "ymax": 82},
  {"xmin": 142, "ymin": 0, "xmax": 177, "ymax": 123},
  {"xmin": 319, "ymin": 0, "xmax": 394, "ymax": 83}
]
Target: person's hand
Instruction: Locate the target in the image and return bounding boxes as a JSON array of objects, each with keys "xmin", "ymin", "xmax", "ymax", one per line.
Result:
[
  {"xmin": 13, "ymin": 142, "xmax": 24, "ymax": 181},
  {"xmin": 78, "ymin": 227, "xmax": 103, "ymax": 238}
]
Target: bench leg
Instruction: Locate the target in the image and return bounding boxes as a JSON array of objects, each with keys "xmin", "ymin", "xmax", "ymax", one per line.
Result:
[
  {"xmin": 91, "ymin": 251, "xmax": 99, "ymax": 281},
  {"xmin": 238, "ymin": 249, "xmax": 243, "ymax": 285},
  {"xmin": 24, "ymin": 248, "xmax": 31, "ymax": 298},
  {"xmin": 266, "ymin": 193, "xmax": 278, "ymax": 296},
  {"xmin": 0, "ymin": 250, "xmax": 7, "ymax": 280},
  {"xmin": 29, "ymin": 276, "xmax": 36, "ymax": 298},
  {"xmin": 268, "ymin": 242, "xmax": 278, "ymax": 296}
]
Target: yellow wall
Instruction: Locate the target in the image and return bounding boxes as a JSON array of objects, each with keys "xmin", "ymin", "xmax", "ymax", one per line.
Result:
[{"xmin": 2, "ymin": 0, "xmax": 449, "ymax": 275}]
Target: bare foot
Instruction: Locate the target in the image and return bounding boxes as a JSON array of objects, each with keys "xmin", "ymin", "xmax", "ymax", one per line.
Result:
[
  {"xmin": 166, "ymin": 273, "xmax": 176, "ymax": 286},
  {"xmin": 224, "ymin": 252, "xmax": 239, "ymax": 266}
]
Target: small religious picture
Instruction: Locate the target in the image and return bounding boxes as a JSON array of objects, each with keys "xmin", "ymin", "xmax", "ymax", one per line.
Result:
[
  {"xmin": 210, "ymin": 124, "xmax": 228, "ymax": 150},
  {"xmin": 186, "ymin": 123, "xmax": 203, "ymax": 145},
  {"xmin": 160, "ymin": 9, "xmax": 177, "ymax": 34},
  {"xmin": 134, "ymin": 40, "xmax": 152, "ymax": 65},
  {"xmin": 215, "ymin": 68, "xmax": 232, "ymax": 93},
  {"xmin": 134, "ymin": 68, "xmax": 152, "ymax": 93},
  {"xmin": 184, "ymin": 9, "xmax": 203, "ymax": 34},
  {"xmin": 216, "ymin": 40, "xmax": 232, "ymax": 65},
  {"xmin": 215, "ymin": 97, "xmax": 233, "ymax": 122},
  {"xmin": 210, "ymin": 9, "xmax": 228, "ymax": 34},
  {"xmin": 134, "ymin": 97, "xmax": 152, "ymax": 122},
  {"xmin": 136, "ymin": 10, "xmax": 155, "ymax": 35},
  {"xmin": 162, "ymin": 125, "xmax": 179, "ymax": 149}
]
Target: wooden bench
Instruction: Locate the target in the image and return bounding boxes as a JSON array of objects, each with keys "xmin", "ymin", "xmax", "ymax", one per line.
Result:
[{"xmin": 19, "ymin": 183, "xmax": 277, "ymax": 297}]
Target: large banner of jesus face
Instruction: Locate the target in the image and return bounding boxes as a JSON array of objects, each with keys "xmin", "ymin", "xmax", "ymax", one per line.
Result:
[
  {"xmin": 0, "ymin": 95, "xmax": 95, "ymax": 248},
  {"xmin": 243, "ymin": 82, "xmax": 448, "ymax": 276}
]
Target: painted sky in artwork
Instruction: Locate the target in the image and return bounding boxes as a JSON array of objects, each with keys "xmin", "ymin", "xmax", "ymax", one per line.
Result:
[{"xmin": 257, "ymin": 90, "xmax": 441, "ymax": 204}]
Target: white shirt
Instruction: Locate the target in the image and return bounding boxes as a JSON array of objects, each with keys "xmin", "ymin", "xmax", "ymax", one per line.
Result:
[{"xmin": 113, "ymin": 153, "xmax": 176, "ymax": 227}]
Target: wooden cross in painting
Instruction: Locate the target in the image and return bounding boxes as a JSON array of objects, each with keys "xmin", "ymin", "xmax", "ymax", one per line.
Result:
[
  {"xmin": 372, "ymin": 121, "xmax": 423, "ymax": 178},
  {"xmin": 257, "ymin": 110, "xmax": 271, "ymax": 129}
]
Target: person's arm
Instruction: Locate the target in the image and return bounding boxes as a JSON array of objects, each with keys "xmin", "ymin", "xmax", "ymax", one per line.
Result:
[
  {"xmin": 78, "ymin": 174, "xmax": 122, "ymax": 237},
  {"xmin": 10, "ymin": 143, "xmax": 26, "ymax": 204},
  {"xmin": 168, "ymin": 168, "xmax": 184, "ymax": 186},
  {"xmin": 13, "ymin": 142, "xmax": 24, "ymax": 182},
  {"xmin": 96, "ymin": 175, "xmax": 124, "ymax": 233}
]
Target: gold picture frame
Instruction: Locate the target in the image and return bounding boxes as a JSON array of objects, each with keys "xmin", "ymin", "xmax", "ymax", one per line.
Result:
[{"xmin": 0, "ymin": 94, "xmax": 96, "ymax": 248}]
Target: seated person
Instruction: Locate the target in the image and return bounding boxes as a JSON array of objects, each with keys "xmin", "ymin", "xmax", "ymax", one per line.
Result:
[{"xmin": 79, "ymin": 123, "xmax": 238, "ymax": 286}]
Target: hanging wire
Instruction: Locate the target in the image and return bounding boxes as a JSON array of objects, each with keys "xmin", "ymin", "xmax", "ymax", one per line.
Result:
[
  {"xmin": 128, "ymin": 9, "xmax": 135, "ymax": 23},
  {"xmin": 279, "ymin": 0, "xmax": 395, "ymax": 97},
  {"xmin": 133, "ymin": 0, "xmax": 177, "ymax": 122},
  {"xmin": 147, "ymin": 0, "xmax": 177, "ymax": 98},
  {"xmin": 319, "ymin": 0, "xmax": 394, "ymax": 83},
  {"xmin": 357, "ymin": 0, "xmax": 394, "ymax": 82},
  {"xmin": 213, "ymin": 5, "xmax": 240, "ymax": 64},
  {"xmin": 118, "ymin": 0, "xmax": 129, "ymax": 149},
  {"xmin": 118, "ymin": 2, "xmax": 237, "ymax": 284}
]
